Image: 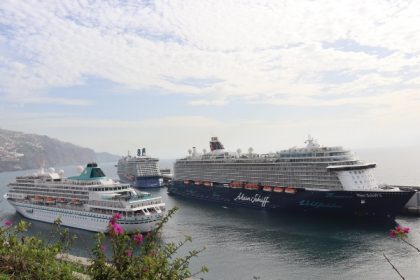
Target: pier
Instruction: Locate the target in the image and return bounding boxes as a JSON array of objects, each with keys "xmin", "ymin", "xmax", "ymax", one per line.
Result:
[{"xmin": 393, "ymin": 185, "xmax": 420, "ymax": 215}]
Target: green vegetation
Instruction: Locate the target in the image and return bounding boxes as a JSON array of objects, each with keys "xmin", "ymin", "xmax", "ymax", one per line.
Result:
[{"xmin": 0, "ymin": 207, "xmax": 207, "ymax": 279}]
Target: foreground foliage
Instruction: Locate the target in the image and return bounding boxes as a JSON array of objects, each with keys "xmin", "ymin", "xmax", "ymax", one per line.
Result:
[
  {"xmin": 0, "ymin": 219, "xmax": 77, "ymax": 279},
  {"xmin": 89, "ymin": 207, "xmax": 208, "ymax": 280},
  {"xmin": 0, "ymin": 207, "xmax": 207, "ymax": 279}
]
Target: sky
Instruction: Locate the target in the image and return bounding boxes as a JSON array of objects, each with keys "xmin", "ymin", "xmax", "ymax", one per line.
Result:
[{"xmin": 1, "ymin": 0, "xmax": 420, "ymax": 158}]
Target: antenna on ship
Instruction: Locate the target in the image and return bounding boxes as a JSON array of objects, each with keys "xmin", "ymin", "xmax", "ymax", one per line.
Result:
[{"xmin": 305, "ymin": 135, "xmax": 320, "ymax": 149}]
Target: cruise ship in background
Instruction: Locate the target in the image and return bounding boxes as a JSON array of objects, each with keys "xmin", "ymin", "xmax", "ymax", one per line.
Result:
[
  {"xmin": 5, "ymin": 163, "xmax": 165, "ymax": 232},
  {"xmin": 117, "ymin": 148, "xmax": 163, "ymax": 188},
  {"xmin": 168, "ymin": 136, "xmax": 415, "ymax": 218}
]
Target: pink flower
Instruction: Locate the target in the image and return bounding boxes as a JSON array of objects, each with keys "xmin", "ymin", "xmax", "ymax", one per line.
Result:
[
  {"xmin": 109, "ymin": 213, "xmax": 123, "ymax": 225},
  {"xmin": 101, "ymin": 245, "xmax": 106, "ymax": 252},
  {"xmin": 390, "ymin": 230, "xmax": 396, "ymax": 238},
  {"xmin": 125, "ymin": 249, "xmax": 132, "ymax": 257},
  {"xmin": 134, "ymin": 233, "xmax": 143, "ymax": 245},
  {"xmin": 389, "ymin": 225, "xmax": 410, "ymax": 239},
  {"xmin": 4, "ymin": 220, "xmax": 12, "ymax": 227},
  {"xmin": 112, "ymin": 223, "xmax": 123, "ymax": 235}
]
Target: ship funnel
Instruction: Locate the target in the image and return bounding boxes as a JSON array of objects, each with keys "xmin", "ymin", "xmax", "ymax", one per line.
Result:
[
  {"xmin": 137, "ymin": 149, "xmax": 142, "ymax": 156},
  {"xmin": 237, "ymin": 148, "xmax": 242, "ymax": 155},
  {"xmin": 188, "ymin": 149, "xmax": 192, "ymax": 155},
  {"xmin": 192, "ymin": 147, "xmax": 197, "ymax": 156},
  {"xmin": 209, "ymin": 136, "xmax": 225, "ymax": 151},
  {"xmin": 248, "ymin": 147, "xmax": 254, "ymax": 154}
]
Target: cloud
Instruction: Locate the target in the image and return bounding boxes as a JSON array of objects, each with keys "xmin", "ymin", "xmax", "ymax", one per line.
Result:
[{"xmin": 0, "ymin": 0, "xmax": 420, "ymax": 113}]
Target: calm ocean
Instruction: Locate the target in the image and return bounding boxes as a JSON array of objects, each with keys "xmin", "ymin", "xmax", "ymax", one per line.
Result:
[{"xmin": 1, "ymin": 149, "xmax": 420, "ymax": 280}]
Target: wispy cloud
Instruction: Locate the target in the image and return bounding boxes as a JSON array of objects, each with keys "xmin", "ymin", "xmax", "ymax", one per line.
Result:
[
  {"xmin": 1, "ymin": 0, "xmax": 420, "ymax": 155},
  {"xmin": 1, "ymin": 0, "xmax": 420, "ymax": 108}
]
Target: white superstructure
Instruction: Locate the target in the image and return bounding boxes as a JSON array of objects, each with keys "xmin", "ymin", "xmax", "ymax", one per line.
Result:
[
  {"xmin": 5, "ymin": 163, "xmax": 165, "ymax": 232},
  {"xmin": 174, "ymin": 136, "xmax": 381, "ymax": 191}
]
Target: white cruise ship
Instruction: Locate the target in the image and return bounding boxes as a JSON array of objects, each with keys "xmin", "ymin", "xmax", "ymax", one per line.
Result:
[
  {"xmin": 117, "ymin": 148, "xmax": 163, "ymax": 188},
  {"xmin": 4, "ymin": 163, "xmax": 165, "ymax": 232}
]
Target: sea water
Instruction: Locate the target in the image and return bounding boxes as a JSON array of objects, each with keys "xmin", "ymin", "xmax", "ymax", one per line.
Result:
[{"xmin": 1, "ymin": 150, "xmax": 420, "ymax": 280}]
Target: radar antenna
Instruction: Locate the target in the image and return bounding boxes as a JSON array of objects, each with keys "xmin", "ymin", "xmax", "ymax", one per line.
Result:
[{"xmin": 304, "ymin": 135, "xmax": 320, "ymax": 149}]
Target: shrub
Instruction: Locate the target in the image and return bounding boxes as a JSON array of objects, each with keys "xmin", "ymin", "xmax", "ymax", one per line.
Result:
[
  {"xmin": 89, "ymin": 207, "xmax": 208, "ymax": 280},
  {"xmin": 0, "ymin": 219, "xmax": 77, "ymax": 279}
]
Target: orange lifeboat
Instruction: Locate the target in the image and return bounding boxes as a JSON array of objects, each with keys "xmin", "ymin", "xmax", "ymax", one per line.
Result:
[
  {"xmin": 285, "ymin": 187, "xmax": 297, "ymax": 194},
  {"xmin": 203, "ymin": 181, "xmax": 213, "ymax": 187},
  {"xmin": 229, "ymin": 181, "xmax": 243, "ymax": 188},
  {"xmin": 33, "ymin": 195, "xmax": 44, "ymax": 202},
  {"xmin": 45, "ymin": 197, "xmax": 56, "ymax": 203},
  {"xmin": 262, "ymin": 186, "xmax": 272, "ymax": 192},
  {"xmin": 273, "ymin": 187, "xmax": 284, "ymax": 193},
  {"xmin": 245, "ymin": 183, "xmax": 259, "ymax": 190},
  {"xmin": 72, "ymin": 199, "xmax": 82, "ymax": 205}
]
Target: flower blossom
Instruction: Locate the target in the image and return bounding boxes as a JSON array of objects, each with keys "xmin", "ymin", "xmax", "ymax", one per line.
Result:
[
  {"xmin": 101, "ymin": 245, "xmax": 106, "ymax": 252},
  {"xmin": 390, "ymin": 225, "xmax": 410, "ymax": 238},
  {"xmin": 134, "ymin": 233, "xmax": 143, "ymax": 245},
  {"xmin": 109, "ymin": 213, "xmax": 123, "ymax": 225},
  {"xmin": 4, "ymin": 220, "xmax": 12, "ymax": 227},
  {"xmin": 125, "ymin": 249, "xmax": 133, "ymax": 257},
  {"xmin": 112, "ymin": 223, "xmax": 124, "ymax": 235}
]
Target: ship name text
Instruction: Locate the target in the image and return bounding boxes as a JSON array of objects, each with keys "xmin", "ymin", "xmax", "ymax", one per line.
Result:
[
  {"xmin": 299, "ymin": 200, "xmax": 342, "ymax": 208},
  {"xmin": 234, "ymin": 192, "xmax": 270, "ymax": 207}
]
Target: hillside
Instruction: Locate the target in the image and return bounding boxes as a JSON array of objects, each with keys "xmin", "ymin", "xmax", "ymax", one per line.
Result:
[{"xmin": 0, "ymin": 128, "xmax": 119, "ymax": 172}]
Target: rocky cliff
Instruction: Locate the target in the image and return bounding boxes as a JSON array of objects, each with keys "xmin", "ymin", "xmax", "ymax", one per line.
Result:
[{"xmin": 0, "ymin": 128, "xmax": 118, "ymax": 172}]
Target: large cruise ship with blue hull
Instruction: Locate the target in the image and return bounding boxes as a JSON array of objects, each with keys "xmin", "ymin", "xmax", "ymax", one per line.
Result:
[
  {"xmin": 117, "ymin": 148, "xmax": 163, "ymax": 189},
  {"xmin": 168, "ymin": 137, "xmax": 415, "ymax": 218}
]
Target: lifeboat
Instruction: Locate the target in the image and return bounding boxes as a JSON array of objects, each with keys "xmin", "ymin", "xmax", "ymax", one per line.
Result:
[
  {"xmin": 57, "ymin": 197, "xmax": 66, "ymax": 203},
  {"xmin": 244, "ymin": 183, "xmax": 259, "ymax": 190},
  {"xmin": 203, "ymin": 181, "xmax": 213, "ymax": 187},
  {"xmin": 33, "ymin": 195, "xmax": 44, "ymax": 202},
  {"xmin": 285, "ymin": 187, "xmax": 297, "ymax": 194},
  {"xmin": 262, "ymin": 186, "xmax": 272, "ymax": 192},
  {"xmin": 229, "ymin": 182, "xmax": 243, "ymax": 188},
  {"xmin": 183, "ymin": 180, "xmax": 190, "ymax": 184},
  {"xmin": 45, "ymin": 197, "xmax": 56, "ymax": 203},
  {"xmin": 194, "ymin": 181, "xmax": 201, "ymax": 185},
  {"xmin": 71, "ymin": 199, "xmax": 82, "ymax": 205},
  {"xmin": 273, "ymin": 187, "xmax": 284, "ymax": 193}
]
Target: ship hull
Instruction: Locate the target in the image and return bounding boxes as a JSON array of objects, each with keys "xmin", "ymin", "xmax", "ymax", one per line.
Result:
[
  {"xmin": 118, "ymin": 174, "xmax": 163, "ymax": 188},
  {"xmin": 168, "ymin": 181, "xmax": 415, "ymax": 219},
  {"xmin": 8, "ymin": 200, "xmax": 163, "ymax": 233}
]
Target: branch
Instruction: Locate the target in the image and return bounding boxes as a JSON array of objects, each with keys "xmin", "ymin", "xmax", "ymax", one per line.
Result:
[{"xmin": 383, "ymin": 254, "xmax": 405, "ymax": 280}]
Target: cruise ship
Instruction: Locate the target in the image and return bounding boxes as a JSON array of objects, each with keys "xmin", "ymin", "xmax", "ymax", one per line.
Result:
[
  {"xmin": 117, "ymin": 148, "xmax": 163, "ymax": 188},
  {"xmin": 168, "ymin": 136, "xmax": 415, "ymax": 218},
  {"xmin": 4, "ymin": 163, "xmax": 165, "ymax": 232}
]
